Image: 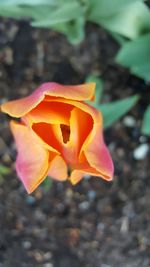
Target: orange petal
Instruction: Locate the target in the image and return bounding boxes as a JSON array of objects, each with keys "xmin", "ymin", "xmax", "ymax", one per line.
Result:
[
  {"xmin": 69, "ymin": 168, "xmax": 100, "ymax": 185},
  {"xmin": 32, "ymin": 122, "xmax": 63, "ymax": 153},
  {"xmin": 48, "ymin": 155, "xmax": 68, "ymax": 181},
  {"xmin": 83, "ymin": 124, "xmax": 114, "ymax": 181},
  {"xmin": 69, "ymin": 155, "xmax": 111, "ymax": 185},
  {"xmin": 1, "ymin": 82, "xmax": 95, "ymax": 117},
  {"xmin": 46, "ymin": 98, "xmax": 114, "ymax": 180},
  {"xmin": 41, "ymin": 97, "xmax": 114, "ymax": 180},
  {"xmin": 44, "ymin": 97, "xmax": 101, "ymax": 122},
  {"xmin": 26, "ymin": 101, "xmax": 73, "ymax": 125},
  {"xmin": 69, "ymin": 170, "xmax": 84, "ymax": 185},
  {"xmin": 62, "ymin": 107, "xmax": 93, "ymax": 165},
  {"xmin": 10, "ymin": 121, "xmax": 51, "ymax": 194}
]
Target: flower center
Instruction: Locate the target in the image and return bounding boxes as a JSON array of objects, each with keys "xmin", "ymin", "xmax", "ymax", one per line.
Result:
[{"xmin": 60, "ymin": 124, "xmax": 70, "ymax": 144}]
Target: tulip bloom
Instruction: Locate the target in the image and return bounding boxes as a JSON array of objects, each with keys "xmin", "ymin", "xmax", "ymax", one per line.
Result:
[{"xmin": 1, "ymin": 82, "xmax": 114, "ymax": 193}]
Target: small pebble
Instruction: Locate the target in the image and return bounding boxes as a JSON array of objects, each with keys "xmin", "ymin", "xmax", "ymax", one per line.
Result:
[
  {"xmin": 4, "ymin": 47, "xmax": 13, "ymax": 65},
  {"xmin": 44, "ymin": 263, "xmax": 53, "ymax": 267},
  {"xmin": 97, "ymin": 222, "xmax": 105, "ymax": 231},
  {"xmin": 108, "ymin": 142, "xmax": 116, "ymax": 153},
  {"xmin": 35, "ymin": 210, "xmax": 46, "ymax": 222},
  {"xmin": 87, "ymin": 190, "xmax": 96, "ymax": 201},
  {"xmin": 79, "ymin": 201, "xmax": 90, "ymax": 211},
  {"xmin": 26, "ymin": 195, "xmax": 36, "ymax": 205},
  {"xmin": 133, "ymin": 143, "xmax": 149, "ymax": 160},
  {"xmin": 123, "ymin": 116, "xmax": 136, "ymax": 127},
  {"xmin": 43, "ymin": 252, "xmax": 52, "ymax": 261},
  {"xmin": 122, "ymin": 202, "xmax": 135, "ymax": 218},
  {"xmin": 34, "ymin": 251, "xmax": 43, "ymax": 262},
  {"xmin": 120, "ymin": 217, "xmax": 129, "ymax": 234},
  {"xmin": 23, "ymin": 241, "xmax": 31, "ymax": 250},
  {"xmin": 65, "ymin": 188, "xmax": 73, "ymax": 199},
  {"xmin": 56, "ymin": 203, "xmax": 65, "ymax": 213},
  {"xmin": 139, "ymin": 136, "xmax": 147, "ymax": 143}
]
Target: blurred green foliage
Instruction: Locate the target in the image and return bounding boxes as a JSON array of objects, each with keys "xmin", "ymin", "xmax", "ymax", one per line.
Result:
[
  {"xmin": 142, "ymin": 105, "xmax": 150, "ymax": 136},
  {"xmin": 0, "ymin": 0, "xmax": 85, "ymax": 44},
  {"xmin": 0, "ymin": 0, "xmax": 149, "ymax": 134},
  {"xmin": 100, "ymin": 96, "xmax": 139, "ymax": 129},
  {"xmin": 86, "ymin": 75, "xmax": 139, "ymax": 129},
  {"xmin": 43, "ymin": 176, "xmax": 52, "ymax": 190},
  {"xmin": 116, "ymin": 34, "xmax": 150, "ymax": 82},
  {"xmin": 0, "ymin": 0, "xmax": 150, "ymax": 79},
  {"xmin": 0, "ymin": 164, "xmax": 10, "ymax": 183}
]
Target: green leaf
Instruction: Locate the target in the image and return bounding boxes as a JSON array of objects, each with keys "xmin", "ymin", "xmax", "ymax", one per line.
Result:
[
  {"xmin": 0, "ymin": 0, "xmax": 54, "ymax": 5},
  {"xmin": 0, "ymin": 1, "xmax": 81, "ymax": 22},
  {"xmin": 31, "ymin": 2, "xmax": 81, "ymax": 26},
  {"xmin": 98, "ymin": 95, "xmax": 139, "ymax": 129},
  {"xmin": 142, "ymin": 105, "xmax": 150, "ymax": 136},
  {"xmin": 86, "ymin": 75, "xmax": 103, "ymax": 103},
  {"xmin": 88, "ymin": 0, "xmax": 144, "ymax": 20},
  {"xmin": 0, "ymin": 165, "xmax": 10, "ymax": 175},
  {"xmin": 94, "ymin": 1, "xmax": 150, "ymax": 39},
  {"xmin": 110, "ymin": 33, "xmax": 127, "ymax": 46},
  {"xmin": 0, "ymin": 5, "xmax": 24, "ymax": 18},
  {"xmin": 131, "ymin": 63, "xmax": 150, "ymax": 82},
  {"xmin": 66, "ymin": 17, "xmax": 85, "ymax": 44},
  {"xmin": 0, "ymin": 4, "xmax": 56, "ymax": 20},
  {"xmin": 116, "ymin": 34, "xmax": 150, "ymax": 81},
  {"xmin": 49, "ymin": 17, "xmax": 85, "ymax": 44},
  {"xmin": 116, "ymin": 34, "xmax": 150, "ymax": 67},
  {"xmin": 0, "ymin": 1, "xmax": 84, "ymax": 45},
  {"xmin": 23, "ymin": 5, "xmax": 56, "ymax": 21}
]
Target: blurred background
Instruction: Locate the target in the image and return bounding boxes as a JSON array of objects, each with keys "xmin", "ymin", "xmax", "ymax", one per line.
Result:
[{"xmin": 0, "ymin": 1, "xmax": 150, "ymax": 266}]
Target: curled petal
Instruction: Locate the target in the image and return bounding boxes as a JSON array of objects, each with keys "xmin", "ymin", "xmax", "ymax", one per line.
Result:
[
  {"xmin": 32, "ymin": 122, "xmax": 63, "ymax": 152},
  {"xmin": 62, "ymin": 107, "xmax": 93, "ymax": 165},
  {"xmin": 26, "ymin": 101, "xmax": 73, "ymax": 125},
  {"xmin": 48, "ymin": 155, "xmax": 68, "ymax": 181},
  {"xmin": 1, "ymin": 82, "xmax": 95, "ymax": 117},
  {"xmin": 83, "ymin": 124, "xmax": 114, "ymax": 181},
  {"xmin": 47, "ymin": 98, "xmax": 114, "ymax": 180},
  {"xmin": 10, "ymin": 121, "xmax": 52, "ymax": 193},
  {"xmin": 69, "ymin": 159, "xmax": 112, "ymax": 185},
  {"xmin": 69, "ymin": 169, "xmax": 99, "ymax": 185},
  {"xmin": 44, "ymin": 97, "xmax": 101, "ymax": 124},
  {"xmin": 69, "ymin": 170, "xmax": 83, "ymax": 185}
]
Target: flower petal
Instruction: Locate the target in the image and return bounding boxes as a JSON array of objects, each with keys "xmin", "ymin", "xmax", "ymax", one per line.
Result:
[
  {"xmin": 26, "ymin": 101, "xmax": 73, "ymax": 125},
  {"xmin": 48, "ymin": 155, "xmax": 68, "ymax": 181},
  {"xmin": 69, "ymin": 170, "xmax": 83, "ymax": 185},
  {"xmin": 69, "ymin": 158, "xmax": 112, "ymax": 185},
  {"xmin": 63, "ymin": 107, "xmax": 93, "ymax": 165},
  {"xmin": 32, "ymin": 122, "xmax": 63, "ymax": 152},
  {"xmin": 83, "ymin": 125, "xmax": 114, "ymax": 181},
  {"xmin": 44, "ymin": 97, "xmax": 101, "ymax": 121},
  {"xmin": 45, "ymin": 98, "xmax": 114, "ymax": 180},
  {"xmin": 10, "ymin": 121, "xmax": 51, "ymax": 193},
  {"xmin": 1, "ymin": 82, "xmax": 95, "ymax": 117}
]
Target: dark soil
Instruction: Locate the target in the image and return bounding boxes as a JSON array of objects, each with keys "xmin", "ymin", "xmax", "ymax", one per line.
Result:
[{"xmin": 0, "ymin": 18, "xmax": 150, "ymax": 267}]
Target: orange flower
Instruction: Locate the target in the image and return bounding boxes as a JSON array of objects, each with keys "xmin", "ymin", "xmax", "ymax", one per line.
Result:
[{"xmin": 1, "ymin": 82, "xmax": 114, "ymax": 193}]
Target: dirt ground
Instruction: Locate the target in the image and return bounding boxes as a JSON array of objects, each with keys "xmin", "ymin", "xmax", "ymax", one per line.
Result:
[{"xmin": 0, "ymin": 18, "xmax": 150, "ymax": 267}]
